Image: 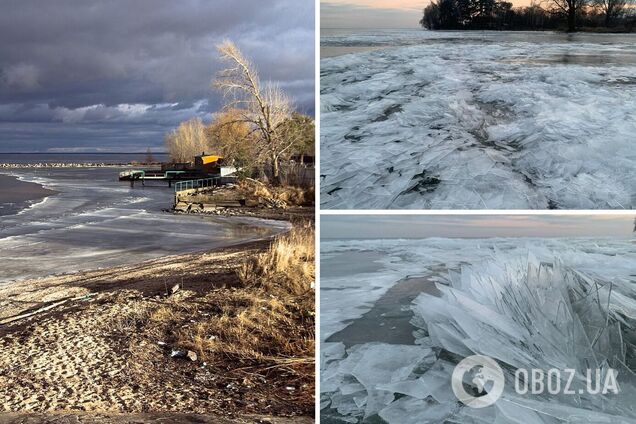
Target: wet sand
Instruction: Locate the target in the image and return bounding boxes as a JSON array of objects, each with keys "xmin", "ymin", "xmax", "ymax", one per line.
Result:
[
  {"xmin": 0, "ymin": 173, "xmax": 57, "ymax": 215},
  {"xmin": 0, "ymin": 237, "xmax": 313, "ymax": 420}
]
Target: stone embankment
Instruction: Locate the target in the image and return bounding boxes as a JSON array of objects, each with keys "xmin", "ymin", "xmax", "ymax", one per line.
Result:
[
  {"xmin": 0, "ymin": 162, "xmax": 161, "ymax": 169},
  {"xmin": 0, "ymin": 163, "xmax": 122, "ymax": 169}
]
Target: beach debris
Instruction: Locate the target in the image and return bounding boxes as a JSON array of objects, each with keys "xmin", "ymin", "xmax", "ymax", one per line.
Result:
[
  {"xmin": 171, "ymin": 284, "xmax": 180, "ymax": 295},
  {"xmin": 170, "ymin": 349, "xmax": 185, "ymax": 358},
  {"xmin": 263, "ymin": 197, "xmax": 287, "ymax": 209},
  {"xmin": 170, "ymin": 349, "xmax": 197, "ymax": 362},
  {"xmin": 0, "ymin": 293, "xmax": 97, "ymax": 325}
]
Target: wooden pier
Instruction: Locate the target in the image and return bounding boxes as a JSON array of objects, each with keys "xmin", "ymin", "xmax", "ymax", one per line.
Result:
[{"xmin": 119, "ymin": 169, "xmax": 207, "ymax": 187}]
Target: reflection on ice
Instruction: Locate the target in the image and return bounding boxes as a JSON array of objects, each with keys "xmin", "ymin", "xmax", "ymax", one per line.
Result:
[
  {"xmin": 0, "ymin": 168, "xmax": 288, "ymax": 284},
  {"xmin": 320, "ymin": 30, "xmax": 636, "ymax": 209},
  {"xmin": 320, "ymin": 238, "xmax": 636, "ymax": 423}
]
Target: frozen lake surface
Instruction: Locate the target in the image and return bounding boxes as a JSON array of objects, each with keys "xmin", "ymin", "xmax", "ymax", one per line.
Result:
[
  {"xmin": 0, "ymin": 168, "xmax": 288, "ymax": 284},
  {"xmin": 321, "ymin": 237, "xmax": 636, "ymax": 423},
  {"xmin": 320, "ymin": 30, "xmax": 636, "ymax": 209}
]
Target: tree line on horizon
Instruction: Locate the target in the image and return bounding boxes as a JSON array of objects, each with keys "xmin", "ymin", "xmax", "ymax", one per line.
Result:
[
  {"xmin": 165, "ymin": 41, "xmax": 314, "ymax": 186},
  {"xmin": 420, "ymin": 0, "xmax": 636, "ymax": 32}
]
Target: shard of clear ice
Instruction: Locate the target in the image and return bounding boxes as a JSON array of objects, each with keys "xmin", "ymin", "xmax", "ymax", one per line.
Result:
[
  {"xmin": 321, "ymin": 241, "xmax": 636, "ymax": 423},
  {"xmin": 320, "ymin": 31, "xmax": 636, "ymax": 209}
]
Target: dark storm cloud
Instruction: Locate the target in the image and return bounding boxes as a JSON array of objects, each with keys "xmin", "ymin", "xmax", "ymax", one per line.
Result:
[{"xmin": 0, "ymin": 0, "xmax": 315, "ymax": 152}]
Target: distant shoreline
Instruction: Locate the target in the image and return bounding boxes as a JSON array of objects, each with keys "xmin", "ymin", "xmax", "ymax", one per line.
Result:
[
  {"xmin": 0, "ymin": 162, "xmax": 160, "ymax": 169},
  {"xmin": 0, "ymin": 174, "xmax": 57, "ymax": 216}
]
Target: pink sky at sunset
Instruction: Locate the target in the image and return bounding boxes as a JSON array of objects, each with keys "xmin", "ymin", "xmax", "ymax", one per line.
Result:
[
  {"xmin": 321, "ymin": 0, "xmax": 534, "ymax": 28},
  {"xmin": 322, "ymin": 215, "xmax": 635, "ymax": 239}
]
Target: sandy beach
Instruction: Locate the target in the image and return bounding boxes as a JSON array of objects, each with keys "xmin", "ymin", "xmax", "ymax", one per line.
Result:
[{"xmin": 0, "ymin": 213, "xmax": 315, "ymax": 422}]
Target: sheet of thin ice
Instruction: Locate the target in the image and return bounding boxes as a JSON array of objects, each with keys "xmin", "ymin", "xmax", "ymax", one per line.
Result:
[
  {"xmin": 320, "ymin": 237, "xmax": 636, "ymax": 423},
  {"xmin": 320, "ymin": 30, "xmax": 636, "ymax": 209}
]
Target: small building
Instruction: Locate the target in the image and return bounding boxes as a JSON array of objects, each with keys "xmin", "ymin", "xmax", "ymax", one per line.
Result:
[{"xmin": 195, "ymin": 153, "xmax": 224, "ymax": 174}]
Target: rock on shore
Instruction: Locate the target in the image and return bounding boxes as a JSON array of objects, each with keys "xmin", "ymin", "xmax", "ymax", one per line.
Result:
[
  {"xmin": 0, "ymin": 162, "xmax": 161, "ymax": 169},
  {"xmin": 1, "ymin": 163, "xmax": 121, "ymax": 169}
]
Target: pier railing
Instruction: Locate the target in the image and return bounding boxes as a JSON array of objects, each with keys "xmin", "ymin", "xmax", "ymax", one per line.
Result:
[{"xmin": 174, "ymin": 177, "xmax": 219, "ymax": 193}]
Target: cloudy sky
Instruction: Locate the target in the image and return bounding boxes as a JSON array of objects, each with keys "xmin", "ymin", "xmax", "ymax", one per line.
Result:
[
  {"xmin": 322, "ymin": 214, "xmax": 636, "ymax": 239},
  {"xmin": 321, "ymin": 0, "xmax": 426, "ymax": 28},
  {"xmin": 0, "ymin": 0, "xmax": 315, "ymax": 153}
]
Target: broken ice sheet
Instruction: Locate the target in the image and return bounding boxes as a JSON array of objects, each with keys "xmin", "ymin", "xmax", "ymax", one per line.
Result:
[
  {"xmin": 320, "ymin": 237, "xmax": 636, "ymax": 423},
  {"xmin": 320, "ymin": 31, "xmax": 636, "ymax": 209},
  {"xmin": 321, "ymin": 343, "xmax": 434, "ymax": 419}
]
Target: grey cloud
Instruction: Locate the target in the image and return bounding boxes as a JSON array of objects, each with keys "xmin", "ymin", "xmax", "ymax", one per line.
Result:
[{"xmin": 0, "ymin": 0, "xmax": 314, "ymax": 152}]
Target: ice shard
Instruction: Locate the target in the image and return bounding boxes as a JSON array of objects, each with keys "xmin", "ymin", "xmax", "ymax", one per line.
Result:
[{"xmin": 321, "ymin": 244, "xmax": 636, "ymax": 423}]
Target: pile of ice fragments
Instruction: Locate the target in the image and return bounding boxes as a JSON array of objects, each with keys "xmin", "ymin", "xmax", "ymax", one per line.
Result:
[
  {"xmin": 320, "ymin": 35, "xmax": 636, "ymax": 209},
  {"xmin": 321, "ymin": 254, "xmax": 636, "ymax": 423}
]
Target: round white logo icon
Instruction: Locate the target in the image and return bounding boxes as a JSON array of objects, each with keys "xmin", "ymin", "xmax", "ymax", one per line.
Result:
[{"xmin": 451, "ymin": 355, "xmax": 505, "ymax": 408}]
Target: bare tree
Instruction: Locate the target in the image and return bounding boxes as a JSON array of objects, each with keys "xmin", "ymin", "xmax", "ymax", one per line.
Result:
[
  {"xmin": 213, "ymin": 40, "xmax": 293, "ymax": 186},
  {"xmin": 549, "ymin": 0, "xmax": 587, "ymax": 31},
  {"xmin": 206, "ymin": 108, "xmax": 260, "ymax": 176},
  {"xmin": 594, "ymin": 0, "xmax": 630, "ymax": 26},
  {"xmin": 277, "ymin": 113, "xmax": 315, "ymax": 164},
  {"xmin": 165, "ymin": 117, "xmax": 208, "ymax": 163}
]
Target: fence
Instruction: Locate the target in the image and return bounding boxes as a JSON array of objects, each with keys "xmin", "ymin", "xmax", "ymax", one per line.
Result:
[
  {"xmin": 261, "ymin": 164, "xmax": 315, "ymax": 188},
  {"xmin": 174, "ymin": 177, "xmax": 219, "ymax": 193}
]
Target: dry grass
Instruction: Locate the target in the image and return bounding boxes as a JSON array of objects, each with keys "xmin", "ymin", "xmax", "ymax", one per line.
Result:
[
  {"xmin": 239, "ymin": 180, "xmax": 314, "ymax": 207},
  {"xmin": 239, "ymin": 223, "xmax": 314, "ymax": 293},
  {"xmin": 135, "ymin": 222, "xmax": 316, "ymax": 414},
  {"xmin": 184, "ymin": 223, "xmax": 315, "ymax": 363}
]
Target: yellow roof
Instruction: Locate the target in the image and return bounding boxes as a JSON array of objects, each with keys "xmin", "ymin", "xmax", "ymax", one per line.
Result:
[{"xmin": 199, "ymin": 155, "xmax": 223, "ymax": 164}]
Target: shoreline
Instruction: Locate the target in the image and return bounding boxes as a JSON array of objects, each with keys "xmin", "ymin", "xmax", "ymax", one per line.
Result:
[
  {"xmin": 0, "ymin": 173, "xmax": 58, "ymax": 216},
  {"xmin": 0, "ymin": 214, "xmax": 292, "ymax": 286},
  {"xmin": 0, "ymin": 212, "xmax": 315, "ymax": 419},
  {"xmin": 0, "ymin": 162, "xmax": 160, "ymax": 169},
  {"xmin": 0, "ymin": 237, "xmax": 275, "ymax": 319},
  {"xmin": 0, "ymin": 169, "xmax": 297, "ymax": 285}
]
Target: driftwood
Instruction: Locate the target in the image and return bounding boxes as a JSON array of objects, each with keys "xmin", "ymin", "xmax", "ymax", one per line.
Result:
[
  {"xmin": 244, "ymin": 177, "xmax": 265, "ymax": 186},
  {"xmin": 0, "ymin": 293, "xmax": 95, "ymax": 325}
]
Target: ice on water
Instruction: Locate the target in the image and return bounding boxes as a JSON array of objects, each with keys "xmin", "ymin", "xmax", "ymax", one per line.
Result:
[
  {"xmin": 320, "ymin": 31, "xmax": 636, "ymax": 209},
  {"xmin": 0, "ymin": 169, "xmax": 289, "ymax": 284},
  {"xmin": 321, "ymin": 237, "xmax": 636, "ymax": 423}
]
